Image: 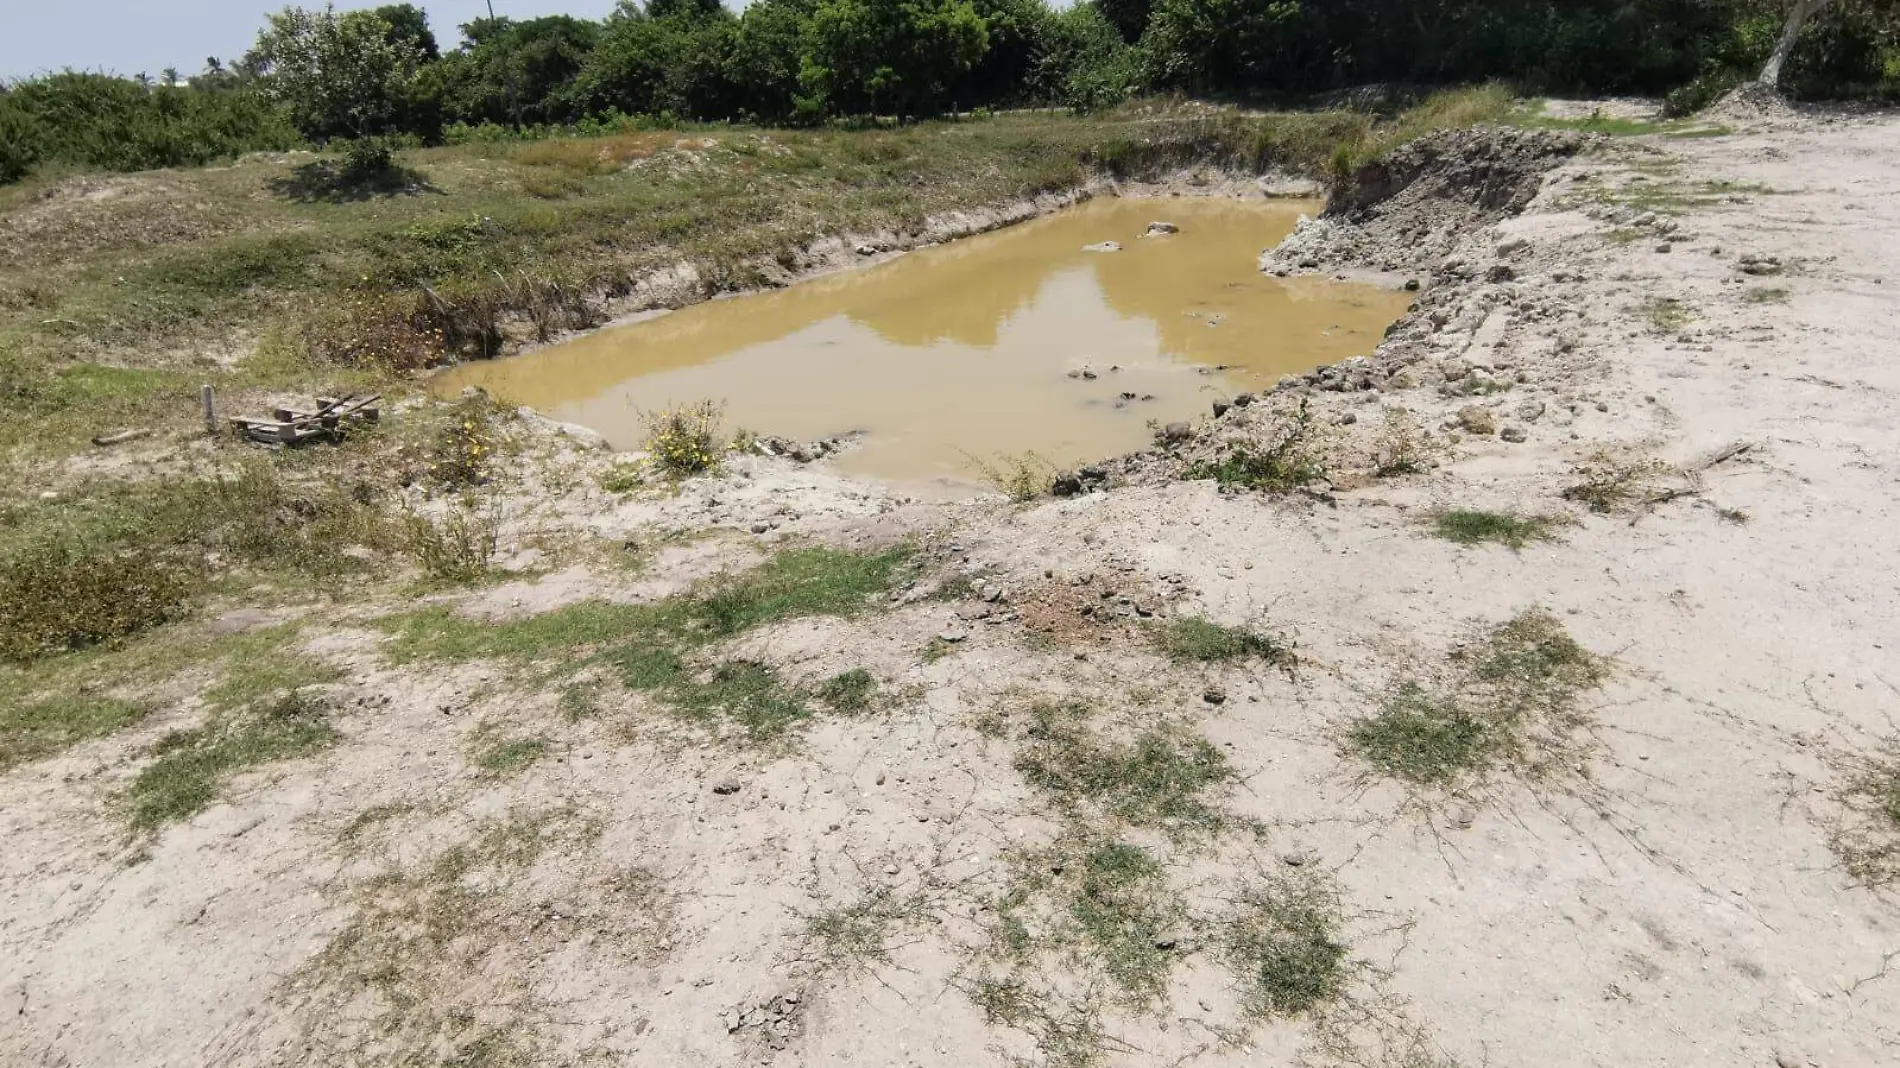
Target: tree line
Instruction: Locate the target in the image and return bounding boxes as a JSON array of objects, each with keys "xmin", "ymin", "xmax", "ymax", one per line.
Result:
[{"xmin": 4, "ymin": 0, "xmax": 1898, "ymax": 184}]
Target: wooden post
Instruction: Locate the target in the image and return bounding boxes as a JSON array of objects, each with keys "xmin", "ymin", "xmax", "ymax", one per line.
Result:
[{"xmin": 201, "ymin": 384, "xmax": 216, "ymax": 434}]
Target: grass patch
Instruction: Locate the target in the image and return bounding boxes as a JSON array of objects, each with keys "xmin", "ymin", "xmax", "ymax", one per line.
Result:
[
  {"xmin": 1430, "ymin": 509, "xmax": 1563, "ymax": 550},
  {"xmin": 470, "ymin": 724, "xmax": 549, "ymax": 777},
  {"xmin": 1832, "ymin": 747, "xmax": 1900, "ymax": 887},
  {"xmin": 1643, "ymin": 297, "xmax": 1693, "ymax": 333},
  {"xmin": 128, "ymin": 689, "xmax": 338, "ymax": 830},
  {"xmin": 1185, "ymin": 397, "xmax": 1330, "ymax": 494},
  {"xmin": 1221, "ymin": 870, "xmax": 1350, "ymax": 1019},
  {"xmin": 200, "ymin": 625, "xmax": 341, "ymax": 713},
  {"xmin": 1014, "ymin": 702, "xmax": 1232, "ymax": 836},
  {"xmin": 1346, "ymin": 609, "xmax": 1608, "ymax": 790},
  {"xmin": 401, "ymin": 494, "xmax": 502, "ymax": 585},
  {"xmin": 0, "ymin": 693, "xmax": 149, "ymax": 771},
  {"xmin": 1152, "ymin": 616, "xmax": 1294, "ymax": 668},
  {"xmin": 817, "ymin": 668, "xmax": 879, "ymax": 714}
]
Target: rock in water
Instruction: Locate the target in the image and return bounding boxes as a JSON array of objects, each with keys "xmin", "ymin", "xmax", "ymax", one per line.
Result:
[
  {"xmin": 1082, "ymin": 241, "xmax": 1122, "ymax": 253},
  {"xmin": 1144, "ymin": 221, "xmax": 1179, "ymax": 237}
]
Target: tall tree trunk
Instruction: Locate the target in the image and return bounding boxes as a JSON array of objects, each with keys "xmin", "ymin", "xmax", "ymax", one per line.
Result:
[{"xmin": 1760, "ymin": 0, "xmax": 1834, "ymax": 88}]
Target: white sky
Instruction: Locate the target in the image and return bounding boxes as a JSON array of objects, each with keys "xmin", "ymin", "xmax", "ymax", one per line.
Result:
[{"xmin": 2, "ymin": 1, "xmax": 627, "ymax": 81}]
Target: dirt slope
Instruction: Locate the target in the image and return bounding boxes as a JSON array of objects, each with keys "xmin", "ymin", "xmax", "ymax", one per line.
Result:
[{"xmin": 4, "ymin": 108, "xmax": 1900, "ymax": 1068}]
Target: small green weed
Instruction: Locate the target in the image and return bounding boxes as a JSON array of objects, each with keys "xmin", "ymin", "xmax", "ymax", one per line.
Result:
[
  {"xmin": 427, "ymin": 391, "xmax": 509, "ymax": 488},
  {"xmin": 0, "ymin": 693, "xmax": 149, "ymax": 771},
  {"xmin": 1186, "ymin": 398, "xmax": 1329, "ymax": 494},
  {"xmin": 803, "ymin": 885, "xmax": 931, "ymax": 976},
  {"xmin": 599, "ymin": 461, "xmax": 647, "ymax": 494},
  {"xmin": 969, "ymin": 451, "xmax": 1058, "ymax": 503},
  {"xmin": 402, "ymin": 495, "xmax": 501, "ymax": 584},
  {"xmin": 1372, "ymin": 408, "xmax": 1436, "ymax": 477},
  {"xmin": 1153, "ymin": 616, "xmax": 1293, "ymax": 669},
  {"xmin": 1015, "ymin": 702, "xmax": 1232, "ymax": 835},
  {"xmin": 1430, "ymin": 509, "xmax": 1563, "ymax": 550},
  {"xmin": 128, "ymin": 690, "xmax": 338, "ymax": 830},
  {"xmin": 1221, "ymin": 870, "xmax": 1350, "ymax": 1019},
  {"xmin": 1347, "ymin": 609, "xmax": 1608, "ymax": 789}
]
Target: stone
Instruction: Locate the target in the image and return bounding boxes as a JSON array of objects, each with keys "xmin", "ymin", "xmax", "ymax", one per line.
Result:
[
  {"xmin": 1486, "ymin": 263, "xmax": 1517, "ymax": 283},
  {"xmin": 1161, "ymin": 421, "xmax": 1192, "ymax": 444},
  {"xmin": 1051, "ymin": 474, "xmax": 1084, "ymax": 497},
  {"xmin": 1203, "ymin": 687, "xmax": 1226, "ymax": 705},
  {"xmin": 1775, "ymin": 1053, "xmax": 1803, "ymax": 1068},
  {"xmin": 1153, "ymin": 928, "xmax": 1194, "ymax": 951},
  {"xmin": 1281, "ymin": 848, "xmax": 1318, "ymax": 867},
  {"xmin": 1403, "ymin": 278, "xmax": 1421, "ymax": 291},
  {"xmin": 1654, "ymin": 242, "xmax": 1673, "ymax": 254},
  {"xmin": 1336, "ymin": 412, "xmax": 1358, "ymax": 426},
  {"xmin": 1515, "ymin": 399, "xmax": 1546, "ymax": 423},
  {"xmin": 1212, "ymin": 401, "xmax": 1231, "ymax": 418},
  {"xmin": 1447, "ymin": 802, "xmax": 1477, "ymax": 829},
  {"xmin": 1144, "ymin": 221, "xmax": 1179, "ymax": 236},
  {"xmin": 1082, "ymin": 241, "xmax": 1121, "ymax": 253},
  {"xmin": 1500, "ymin": 425, "xmax": 1528, "ymax": 443},
  {"xmin": 750, "ymin": 522, "xmax": 771, "ymax": 534},
  {"xmin": 1439, "ymin": 357, "xmax": 1473, "ymax": 381},
  {"xmin": 712, "ymin": 780, "xmax": 742, "ymax": 796},
  {"xmin": 937, "ymin": 627, "xmax": 969, "ymax": 643},
  {"xmin": 1457, "ymin": 405, "xmax": 1498, "ymax": 436},
  {"xmin": 854, "ymin": 243, "xmax": 877, "ymax": 256},
  {"xmin": 1495, "ymin": 236, "xmax": 1530, "ymax": 256}
]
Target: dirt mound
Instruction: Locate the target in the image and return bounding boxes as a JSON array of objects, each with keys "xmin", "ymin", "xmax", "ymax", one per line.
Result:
[
  {"xmin": 1701, "ymin": 82, "xmax": 1797, "ymax": 124},
  {"xmin": 1265, "ymin": 126, "xmax": 1585, "ymax": 275}
]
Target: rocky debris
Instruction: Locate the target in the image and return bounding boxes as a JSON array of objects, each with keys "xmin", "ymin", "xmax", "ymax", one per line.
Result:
[
  {"xmin": 1203, "ymin": 687, "xmax": 1226, "ymax": 705},
  {"xmin": 1740, "ymin": 253, "xmax": 1784, "ymax": 276},
  {"xmin": 712, "ymin": 780, "xmax": 743, "ymax": 795},
  {"xmin": 1702, "ymin": 82, "xmax": 1796, "ymax": 124},
  {"xmin": 937, "ymin": 627, "xmax": 969, "ymax": 643},
  {"xmin": 721, "ymin": 992, "xmax": 804, "ymax": 1048},
  {"xmin": 1457, "ymin": 405, "xmax": 1498, "ymax": 435},
  {"xmin": 1516, "ymin": 399, "xmax": 1547, "ymax": 423},
  {"xmin": 1160, "ymin": 421, "xmax": 1192, "ymax": 445},
  {"xmin": 853, "ymin": 243, "xmax": 877, "ymax": 256},
  {"xmin": 1082, "ymin": 241, "xmax": 1122, "ymax": 253},
  {"xmin": 1264, "ymin": 127, "xmax": 1585, "ymax": 275},
  {"xmin": 752, "ymin": 432, "xmax": 859, "ymax": 464},
  {"xmin": 1500, "ymin": 425, "xmax": 1528, "ymax": 443},
  {"xmin": 1052, "ymin": 463, "xmax": 1111, "ymax": 497},
  {"xmin": 1144, "ymin": 221, "xmax": 1180, "ymax": 237}
]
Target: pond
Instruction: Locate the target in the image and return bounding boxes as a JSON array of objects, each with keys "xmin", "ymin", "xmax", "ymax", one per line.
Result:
[{"xmin": 436, "ymin": 197, "xmax": 1409, "ymax": 486}]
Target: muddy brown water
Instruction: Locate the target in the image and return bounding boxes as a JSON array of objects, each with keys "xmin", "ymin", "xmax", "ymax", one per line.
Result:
[{"xmin": 438, "ymin": 197, "xmax": 1410, "ymax": 486}]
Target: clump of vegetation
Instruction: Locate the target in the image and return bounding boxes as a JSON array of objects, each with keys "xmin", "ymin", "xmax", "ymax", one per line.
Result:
[
  {"xmin": 1, "ymin": 694, "xmax": 150, "ymax": 771},
  {"xmin": 1187, "ymin": 398, "xmax": 1330, "ymax": 494},
  {"xmin": 1347, "ymin": 609, "xmax": 1609, "ymax": 789},
  {"xmin": 1563, "ymin": 449, "xmax": 1671, "ymax": 514},
  {"xmin": 642, "ymin": 400, "xmax": 725, "ymax": 478},
  {"xmin": 1831, "ymin": 746, "xmax": 1900, "ymax": 887},
  {"xmin": 401, "ymin": 495, "xmax": 501, "ymax": 583},
  {"xmin": 1153, "ymin": 616, "xmax": 1294, "ymax": 669},
  {"xmin": 970, "ymin": 451, "xmax": 1059, "ymax": 503},
  {"xmin": 0, "ymin": 541, "xmax": 199, "ymax": 663},
  {"xmin": 1746, "ymin": 286, "xmax": 1791, "ymax": 304},
  {"xmin": 0, "ymin": 468, "xmax": 394, "ymax": 662},
  {"xmin": 128, "ymin": 689, "xmax": 339, "ymax": 831},
  {"xmin": 1221, "ymin": 870, "xmax": 1351, "ymax": 1019},
  {"xmin": 1372, "ymin": 408, "xmax": 1437, "ymax": 477},
  {"xmin": 599, "ymin": 460, "xmax": 647, "ymax": 494},
  {"xmin": 1014, "ymin": 702, "xmax": 1232, "ymax": 835},
  {"xmin": 426, "ymin": 391, "xmax": 508, "ymax": 488},
  {"xmin": 1430, "ymin": 509, "xmax": 1564, "ymax": 550}
]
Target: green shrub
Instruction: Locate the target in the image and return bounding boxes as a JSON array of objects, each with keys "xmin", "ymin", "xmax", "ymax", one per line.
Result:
[{"xmin": 0, "ymin": 540, "xmax": 199, "ymax": 662}]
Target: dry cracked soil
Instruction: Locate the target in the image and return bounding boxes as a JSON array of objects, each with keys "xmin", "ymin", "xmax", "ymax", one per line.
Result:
[{"xmin": 4, "ymin": 102, "xmax": 1900, "ymax": 1068}]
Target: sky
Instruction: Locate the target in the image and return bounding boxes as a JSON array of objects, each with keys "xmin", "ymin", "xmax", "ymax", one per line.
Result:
[{"xmin": 2, "ymin": 1, "xmax": 625, "ymax": 81}]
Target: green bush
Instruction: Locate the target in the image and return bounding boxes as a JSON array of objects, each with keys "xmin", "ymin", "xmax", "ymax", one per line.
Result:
[
  {"xmin": 0, "ymin": 73, "xmax": 299, "ymax": 184},
  {"xmin": 0, "ymin": 540, "xmax": 199, "ymax": 662}
]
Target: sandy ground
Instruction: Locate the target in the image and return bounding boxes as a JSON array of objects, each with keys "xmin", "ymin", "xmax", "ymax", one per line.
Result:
[{"xmin": 5, "ymin": 105, "xmax": 1900, "ymax": 1068}]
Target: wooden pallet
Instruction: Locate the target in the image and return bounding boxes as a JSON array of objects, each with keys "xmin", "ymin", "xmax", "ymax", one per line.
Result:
[{"xmin": 230, "ymin": 394, "xmax": 381, "ymax": 446}]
